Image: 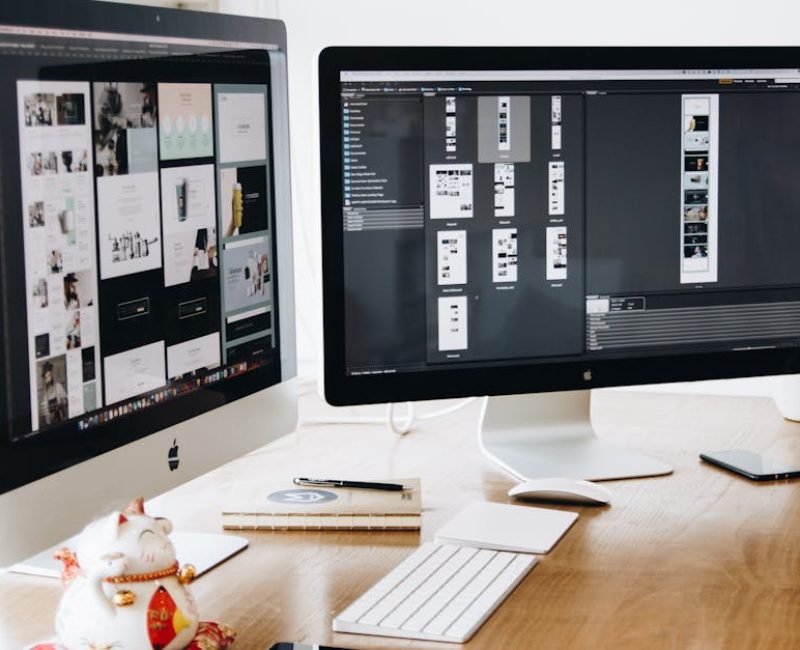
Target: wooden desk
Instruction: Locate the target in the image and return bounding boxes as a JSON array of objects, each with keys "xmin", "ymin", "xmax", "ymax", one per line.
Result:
[{"xmin": 2, "ymin": 389, "xmax": 800, "ymax": 649}]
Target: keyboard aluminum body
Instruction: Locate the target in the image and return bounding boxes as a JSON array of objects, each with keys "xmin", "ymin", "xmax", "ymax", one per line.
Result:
[{"xmin": 333, "ymin": 542, "xmax": 537, "ymax": 643}]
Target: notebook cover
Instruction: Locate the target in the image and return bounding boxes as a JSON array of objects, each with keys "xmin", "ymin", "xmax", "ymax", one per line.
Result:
[{"xmin": 222, "ymin": 478, "xmax": 421, "ymax": 530}]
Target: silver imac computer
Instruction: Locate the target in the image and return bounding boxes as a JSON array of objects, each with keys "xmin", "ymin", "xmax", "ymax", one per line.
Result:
[
  {"xmin": 318, "ymin": 47, "xmax": 800, "ymax": 481},
  {"xmin": 0, "ymin": 1, "xmax": 297, "ymax": 569}
]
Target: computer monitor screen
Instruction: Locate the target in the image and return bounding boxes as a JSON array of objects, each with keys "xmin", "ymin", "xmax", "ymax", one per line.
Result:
[
  {"xmin": 0, "ymin": 3, "xmax": 295, "ymax": 537},
  {"xmin": 319, "ymin": 48, "xmax": 800, "ymax": 405}
]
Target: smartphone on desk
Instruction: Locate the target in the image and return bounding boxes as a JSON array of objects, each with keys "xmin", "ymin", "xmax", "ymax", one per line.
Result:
[{"xmin": 700, "ymin": 449, "xmax": 800, "ymax": 481}]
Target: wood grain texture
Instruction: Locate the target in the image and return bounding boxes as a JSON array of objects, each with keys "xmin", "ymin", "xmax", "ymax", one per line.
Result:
[{"xmin": 2, "ymin": 389, "xmax": 800, "ymax": 649}]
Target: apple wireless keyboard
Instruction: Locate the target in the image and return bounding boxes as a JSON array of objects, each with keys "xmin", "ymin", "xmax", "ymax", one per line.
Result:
[{"xmin": 333, "ymin": 542, "xmax": 537, "ymax": 643}]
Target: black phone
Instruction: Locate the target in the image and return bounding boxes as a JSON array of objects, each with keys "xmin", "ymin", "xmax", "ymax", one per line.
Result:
[{"xmin": 700, "ymin": 449, "xmax": 800, "ymax": 481}]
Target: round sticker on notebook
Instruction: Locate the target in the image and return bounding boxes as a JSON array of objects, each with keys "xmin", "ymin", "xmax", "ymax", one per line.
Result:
[{"xmin": 267, "ymin": 489, "xmax": 338, "ymax": 505}]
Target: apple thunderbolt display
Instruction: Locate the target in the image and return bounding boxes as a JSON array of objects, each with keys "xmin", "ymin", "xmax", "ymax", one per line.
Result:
[
  {"xmin": 319, "ymin": 48, "xmax": 800, "ymax": 481},
  {"xmin": 0, "ymin": 1, "xmax": 296, "ymax": 567}
]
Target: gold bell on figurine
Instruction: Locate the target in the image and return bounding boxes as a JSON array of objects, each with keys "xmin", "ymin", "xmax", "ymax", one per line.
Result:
[
  {"xmin": 113, "ymin": 589, "xmax": 136, "ymax": 607},
  {"xmin": 178, "ymin": 564, "xmax": 196, "ymax": 585}
]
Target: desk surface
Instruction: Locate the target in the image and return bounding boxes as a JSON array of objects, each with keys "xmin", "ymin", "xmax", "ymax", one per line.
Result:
[{"xmin": 2, "ymin": 389, "xmax": 800, "ymax": 649}]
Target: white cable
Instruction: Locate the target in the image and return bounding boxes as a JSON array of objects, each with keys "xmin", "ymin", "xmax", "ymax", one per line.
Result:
[
  {"xmin": 301, "ymin": 414, "xmax": 385, "ymax": 424},
  {"xmin": 300, "ymin": 397, "xmax": 479, "ymax": 435},
  {"xmin": 386, "ymin": 402, "xmax": 415, "ymax": 436},
  {"xmin": 415, "ymin": 397, "xmax": 478, "ymax": 421}
]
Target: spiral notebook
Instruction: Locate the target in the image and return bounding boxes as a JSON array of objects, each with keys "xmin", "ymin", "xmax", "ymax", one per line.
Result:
[{"xmin": 222, "ymin": 479, "xmax": 421, "ymax": 531}]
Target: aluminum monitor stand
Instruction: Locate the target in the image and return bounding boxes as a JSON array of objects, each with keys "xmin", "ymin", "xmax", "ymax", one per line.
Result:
[{"xmin": 479, "ymin": 390, "xmax": 673, "ymax": 481}]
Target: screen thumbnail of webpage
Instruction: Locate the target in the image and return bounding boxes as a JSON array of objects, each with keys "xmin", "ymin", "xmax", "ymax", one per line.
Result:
[{"xmin": 18, "ymin": 67, "xmax": 276, "ymax": 435}]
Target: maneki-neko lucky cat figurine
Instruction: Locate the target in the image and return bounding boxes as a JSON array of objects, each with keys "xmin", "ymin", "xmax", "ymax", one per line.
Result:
[{"xmin": 54, "ymin": 498, "xmax": 200, "ymax": 650}]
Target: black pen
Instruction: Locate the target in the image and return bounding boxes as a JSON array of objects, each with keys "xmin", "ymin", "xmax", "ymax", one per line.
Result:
[{"xmin": 293, "ymin": 477, "xmax": 412, "ymax": 491}]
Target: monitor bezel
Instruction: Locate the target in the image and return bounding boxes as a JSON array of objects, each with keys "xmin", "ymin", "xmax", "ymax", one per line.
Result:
[
  {"xmin": 0, "ymin": 1, "xmax": 290, "ymax": 492},
  {"xmin": 319, "ymin": 46, "xmax": 800, "ymax": 405},
  {"xmin": 0, "ymin": 1, "xmax": 286, "ymax": 52}
]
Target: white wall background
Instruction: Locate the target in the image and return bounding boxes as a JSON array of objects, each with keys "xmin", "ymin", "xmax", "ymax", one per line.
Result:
[{"xmin": 221, "ymin": 0, "xmax": 800, "ymax": 396}]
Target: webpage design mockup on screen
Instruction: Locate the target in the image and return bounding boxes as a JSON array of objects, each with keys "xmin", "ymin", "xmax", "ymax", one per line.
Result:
[{"xmin": 7, "ymin": 25, "xmax": 280, "ymax": 443}]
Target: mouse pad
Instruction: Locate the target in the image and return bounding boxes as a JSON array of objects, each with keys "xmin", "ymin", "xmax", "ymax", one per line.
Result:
[{"xmin": 434, "ymin": 501, "xmax": 578, "ymax": 554}]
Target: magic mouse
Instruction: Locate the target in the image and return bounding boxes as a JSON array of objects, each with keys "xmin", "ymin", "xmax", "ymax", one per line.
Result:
[{"xmin": 508, "ymin": 478, "xmax": 612, "ymax": 505}]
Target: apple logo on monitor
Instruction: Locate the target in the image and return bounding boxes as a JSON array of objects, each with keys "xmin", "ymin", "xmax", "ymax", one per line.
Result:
[{"xmin": 168, "ymin": 439, "xmax": 180, "ymax": 471}]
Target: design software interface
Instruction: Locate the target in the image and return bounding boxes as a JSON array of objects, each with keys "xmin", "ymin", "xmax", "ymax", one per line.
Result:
[
  {"xmin": 340, "ymin": 68, "xmax": 800, "ymax": 376},
  {"xmin": 1, "ymin": 25, "xmax": 280, "ymax": 441}
]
